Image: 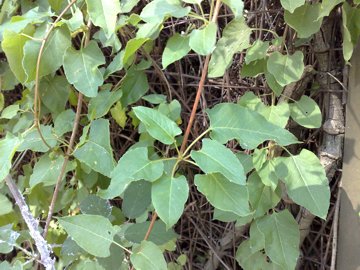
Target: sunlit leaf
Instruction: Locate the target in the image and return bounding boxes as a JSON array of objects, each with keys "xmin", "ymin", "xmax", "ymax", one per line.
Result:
[
  {"xmin": 280, "ymin": 0, "xmax": 304, "ymax": 13},
  {"xmin": 275, "ymin": 149, "xmax": 330, "ymax": 219},
  {"xmin": 208, "ymin": 18, "xmax": 251, "ymax": 78},
  {"xmin": 140, "ymin": 0, "xmax": 191, "ymax": 23},
  {"xmin": 130, "ymin": 241, "xmax": 167, "ymax": 270},
  {"xmin": 256, "ymin": 210, "xmax": 300, "ymax": 269},
  {"xmin": 195, "ymin": 173, "xmax": 250, "ymax": 216},
  {"xmin": 290, "ymin": 95, "xmax": 322, "ymax": 128},
  {"xmin": 284, "ymin": 3, "xmax": 323, "ymax": 38},
  {"xmin": 162, "ymin": 33, "xmax": 190, "ymax": 69},
  {"xmin": 85, "ymin": 0, "xmax": 121, "ymax": 38},
  {"xmin": 267, "ymin": 51, "xmax": 304, "ymax": 87},
  {"xmin": 63, "ymin": 41, "xmax": 105, "ymax": 98},
  {"xmin": 208, "ymin": 103, "xmax": 298, "ymax": 149},
  {"xmin": 189, "ymin": 22, "xmax": 217, "ymax": 56},
  {"xmin": 191, "ymin": 138, "xmax": 246, "ymax": 185}
]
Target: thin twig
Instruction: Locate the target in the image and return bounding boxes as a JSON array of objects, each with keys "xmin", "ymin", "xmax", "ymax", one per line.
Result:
[
  {"xmin": 33, "ymin": 0, "xmax": 77, "ymax": 149},
  {"xmin": 5, "ymin": 175, "xmax": 55, "ymax": 270},
  {"xmin": 179, "ymin": 0, "xmax": 222, "ymax": 154},
  {"xmin": 43, "ymin": 87, "xmax": 83, "ymax": 238}
]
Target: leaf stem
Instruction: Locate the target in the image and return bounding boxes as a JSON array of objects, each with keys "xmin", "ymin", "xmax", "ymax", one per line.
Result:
[{"xmin": 182, "ymin": 128, "xmax": 211, "ymax": 156}]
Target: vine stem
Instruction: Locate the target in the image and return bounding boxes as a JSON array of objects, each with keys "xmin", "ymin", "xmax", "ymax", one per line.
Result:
[
  {"xmin": 33, "ymin": 0, "xmax": 77, "ymax": 149},
  {"xmin": 43, "ymin": 19, "xmax": 91, "ymax": 238},
  {"xmin": 5, "ymin": 175, "xmax": 55, "ymax": 270},
  {"xmin": 140, "ymin": 0, "xmax": 223, "ymax": 248},
  {"xmin": 179, "ymin": 0, "xmax": 222, "ymax": 154}
]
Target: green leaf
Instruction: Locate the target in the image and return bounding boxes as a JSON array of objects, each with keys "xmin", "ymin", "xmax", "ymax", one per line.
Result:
[
  {"xmin": 194, "ymin": 173, "xmax": 250, "ymax": 216},
  {"xmin": 276, "ymin": 149, "xmax": 330, "ymax": 219},
  {"xmin": 222, "ymin": 0, "xmax": 244, "ymax": 18},
  {"xmin": 63, "ymin": 7, "xmax": 84, "ymax": 32},
  {"xmin": 208, "ymin": 103, "xmax": 298, "ymax": 149},
  {"xmin": 318, "ymin": 0, "xmax": 344, "ymax": 19},
  {"xmin": 267, "ymin": 51, "xmax": 304, "ymax": 87},
  {"xmin": 240, "ymin": 59, "xmax": 266, "ymax": 78},
  {"xmin": 85, "ymin": 0, "xmax": 120, "ymax": 38},
  {"xmin": 121, "ymin": 0, "xmax": 141, "ymax": 13},
  {"xmin": 142, "ymin": 94, "xmax": 167, "ymax": 104},
  {"xmin": 80, "ymin": 195, "xmax": 112, "ymax": 218},
  {"xmin": 104, "ymin": 50, "xmax": 124, "ymax": 79},
  {"xmin": 245, "ymin": 40, "xmax": 269, "ymax": 64},
  {"xmin": 189, "ymin": 22, "xmax": 217, "ymax": 56},
  {"xmin": 259, "ymin": 103, "xmax": 290, "ymax": 128},
  {"xmin": 1, "ymin": 104, "xmax": 19, "ymax": 119},
  {"xmin": 133, "ymin": 106, "xmax": 182, "ymax": 145},
  {"xmin": 22, "ymin": 25, "xmax": 71, "ymax": 83},
  {"xmin": 29, "ymin": 153, "xmax": 69, "ymax": 188},
  {"xmin": 236, "ymin": 152, "xmax": 254, "ymax": 174},
  {"xmin": 88, "ymin": 88, "xmax": 122, "ymax": 119},
  {"xmin": 248, "ymin": 172, "xmax": 281, "ymax": 218},
  {"xmin": 1, "ymin": 30, "xmax": 31, "ymax": 83},
  {"xmin": 0, "ymin": 7, "xmax": 51, "ymax": 40},
  {"xmin": 265, "ymin": 68, "xmax": 284, "ymax": 96},
  {"xmin": 0, "ymin": 61, "xmax": 19, "ymax": 91},
  {"xmin": 120, "ymin": 67, "xmax": 149, "ymax": 106},
  {"xmin": 54, "ymin": 109, "xmax": 75, "ymax": 137},
  {"xmin": 191, "ymin": 138, "xmax": 246, "ymax": 185},
  {"xmin": 162, "ymin": 33, "xmax": 191, "ymax": 69},
  {"xmin": 236, "ymin": 240, "xmax": 275, "ymax": 270},
  {"xmin": 39, "ymin": 75, "xmax": 70, "ymax": 116},
  {"xmin": 290, "ymin": 95, "xmax": 322, "ymax": 128},
  {"xmin": 98, "ymin": 147, "xmax": 164, "ymax": 199},
  {"xmin": 208, "ymin": 18, "xmax": 251, "ymax": 78},
  {"xmin": 123, "ymin": 38, "xmax": 149, "ymax": 65},
  {"xmin": 58, "ymin": 214, "xmax": 117, "ymax": 258},
  {"xmin": 122, "ymin": 180, "xmax": 152, "ymax": 218},
  {"xmin": 74, "ymin": 119, "xmax": 115, "ymax": 177},
  {"xmin": 63, "ymin": 41, "xmax": 105, "ymax": 98},
  {"xmin": 140, "ymin": 0, "xmax": 191, "ymax": 23},
  {"xmin": 256, "ymin": 210, "xmax": 300, "ymax": 269},
  {"xmin": 0, "ymin": 194, "xmax": 13, "ymax": 216},
  {"xmin": 17, "ymin": 125, "xmax": 57, "ymax": 152},
  {"xmin": 284, "ymin": 3, "xmax": 322, "ymax": 38},
  {"xmin": 0, "ymin": 224, "xmax": 19, "ymax": 254},
  {"xmin": 125, "ymin": 221, "xmax": 177, "ymax": 245},
  {"xmin": 280, "ymin": 0, "xmax": 304, "ymax": 13},
  {"xmin": 152, "ymin": 174, "xmax": 189, "ymax": 229},
  {"xmin": 342, "ymin": 2, "xmax": 360, "ymax": 61},
  {"xmin": 130, "ymin": 241, "xmax": 167, "ymax": 270}
]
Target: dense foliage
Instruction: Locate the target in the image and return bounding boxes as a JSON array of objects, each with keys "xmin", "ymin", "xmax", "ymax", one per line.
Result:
[{"xmin": 0, "ymin": 0, "xmax": 357, "ymax": 269}]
